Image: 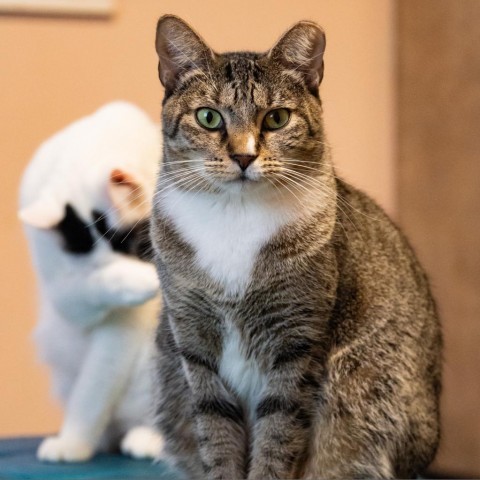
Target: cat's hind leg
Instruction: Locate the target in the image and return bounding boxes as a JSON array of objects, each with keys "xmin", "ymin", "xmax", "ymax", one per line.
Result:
[{"xmin": 301, "ymin": 341, "xmax": 438, "ymax": 479}]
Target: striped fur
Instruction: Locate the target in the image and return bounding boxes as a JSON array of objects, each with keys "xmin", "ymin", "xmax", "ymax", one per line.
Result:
[{"xmin": 152, "ymin": 16, "xmax": 441, "ymax": 480}]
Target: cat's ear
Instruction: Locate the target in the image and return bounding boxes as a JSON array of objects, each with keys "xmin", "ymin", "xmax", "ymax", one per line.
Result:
[
  {"xmin": 18, "ymin": 194, "xmax": 65, "ymax": 229},
  {"xmin": 155, "ymin": 15, "xmax": 216, "ymax": 94},
  {"xmin": 108, "ymin": 169, "xmax": 148, "ymax": 223},
  {"xmin": 269, "ymin": 21, "xmax": 326, "ymax": 95}
]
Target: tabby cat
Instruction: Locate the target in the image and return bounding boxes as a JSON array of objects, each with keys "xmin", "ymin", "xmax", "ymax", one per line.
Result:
[{"xmin": 151, "ymin": 15, "xmax": 441, "ymax": 479}]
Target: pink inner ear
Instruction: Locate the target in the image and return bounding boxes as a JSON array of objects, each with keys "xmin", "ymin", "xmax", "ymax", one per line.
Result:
[
  {"xmin": 108, "ymin": 169, "xmax": 147, "ymax": 223},
  {"xmin": 110, "ymin": 168, "xmax": 136, "ymax": 188}
]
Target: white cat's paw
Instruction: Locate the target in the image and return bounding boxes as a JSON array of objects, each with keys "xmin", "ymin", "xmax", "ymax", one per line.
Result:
[
  {"xmin": 120, "ymin": 426, "xmax": 165, "ymax": 460},
  {"xmin": 109, "ymin": 261, "xmax": 160, "ymax": 307},
  {"xmin": 121, "ymin": 265, "xmax": 160, "ymax": 306},
  {"xmin": 37, "ymin": 435, "xmax": 94, "ymax": 462}
]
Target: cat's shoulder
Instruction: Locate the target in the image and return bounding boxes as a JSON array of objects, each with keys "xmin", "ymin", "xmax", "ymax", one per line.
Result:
[
  {"xmin": 335, "ymin": 177, "xmax": 398, "ymax": 234},
  {"xmin": 334, "ymin": 177, "xmax": 424, "ymax": 275}
]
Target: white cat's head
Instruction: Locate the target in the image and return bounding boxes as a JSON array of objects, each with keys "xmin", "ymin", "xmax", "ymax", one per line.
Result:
[
  {"xmin": 20, "ymin": 167, "xmax": 155, "ymax": 260},
  {"xmin": 19, "ymin": 101, "xmax": 161, "ymax": 261}
]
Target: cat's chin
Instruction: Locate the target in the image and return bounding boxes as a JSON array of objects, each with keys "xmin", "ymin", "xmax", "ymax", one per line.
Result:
[{"xmin": 216, "ymin": 176, "xmax": 270, "ymax": 196}]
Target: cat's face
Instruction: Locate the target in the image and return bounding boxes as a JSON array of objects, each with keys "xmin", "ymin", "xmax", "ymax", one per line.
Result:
[{"xmin": 156, "ymin": 16, "xmax": 328, "ymax": 196}]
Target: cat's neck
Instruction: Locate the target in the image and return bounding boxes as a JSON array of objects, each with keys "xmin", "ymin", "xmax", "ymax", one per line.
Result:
[
  {"xmin": 159, "ymin": 182, "xmax": 323, "ymax": 224},
  {"xmin": 158, "ymin": 182, "xmax": 333, "ymax": 295}
]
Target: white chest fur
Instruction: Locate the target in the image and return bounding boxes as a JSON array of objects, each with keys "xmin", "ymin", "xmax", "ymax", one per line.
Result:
[
  {"xmin": 219, "ymin": 320, "xmax": 266, "ymax": 420},
  {"xmin": 160, "ymin": 188, "xmax": 307, "ymax": 295}
]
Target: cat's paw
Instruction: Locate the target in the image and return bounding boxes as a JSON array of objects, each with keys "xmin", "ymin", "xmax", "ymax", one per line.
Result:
[
  {"xmin": 102, "ymin": 260, "xmax": 160, "ymax": 307},
  {"xmin": 120, "ymin": 426, "xmax": 165, "ymax": 460},
  {"xmin": 37, "ymin": 435, "xmax": 94, "ymax": 462},
  {"xmin": 119, "ymin": 263, "xmax": 160, "ymax": 306}
]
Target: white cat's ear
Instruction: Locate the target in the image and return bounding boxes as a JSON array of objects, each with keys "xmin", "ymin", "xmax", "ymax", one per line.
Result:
[
  {"xmin": 155, "ymin": 15, "xmax": 216, "ymax": 94},
  {"xmin": 269, "ymin": 21, "xmax": 326, "ymax": 95},
  {"xmin": 18, "ymin": 195, "xmax": 65, "ymax": 229},
  {"xmin": 108, "ymin": 169, "xmax": 148, "ymax": 224}
]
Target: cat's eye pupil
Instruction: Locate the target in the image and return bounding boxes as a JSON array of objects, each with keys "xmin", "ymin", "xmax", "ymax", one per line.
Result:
[
  {"xmin": 206, "ymin": 111, "xmax": 213, "ymax": 123},
  {"xmin": 273, "ymin": 111, "xmax": 280, "ymax": 123}
]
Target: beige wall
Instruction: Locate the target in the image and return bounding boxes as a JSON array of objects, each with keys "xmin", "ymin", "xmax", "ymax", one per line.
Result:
[
  {"xmin": 0, "ymin": 0, "xmax": 395, "ymax": 436},
  {"xmin": 398, "ymin": 1, "xmax": 480, "ymax": 475}
]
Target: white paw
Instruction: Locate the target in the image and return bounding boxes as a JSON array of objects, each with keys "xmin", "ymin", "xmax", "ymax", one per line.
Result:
[
  {"xmin": 37, "ymin": 435, "xmax": 94, "ymax": 462},
  {"xmin": 120, "ymin": 426, "xmax": 165, "ymax": 460},
  {"xmin": 120, "ymin": 268, "xmax": 159, "ymax": 305},
  {"xmin": 111, "ymin": 261, "xmax": 160, "ymax": 307}
]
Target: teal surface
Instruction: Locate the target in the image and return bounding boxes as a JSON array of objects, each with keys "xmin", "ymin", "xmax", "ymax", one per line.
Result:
[{"xmin": 0, "ymin": 437, "xmax": 181, "ymax": 480}]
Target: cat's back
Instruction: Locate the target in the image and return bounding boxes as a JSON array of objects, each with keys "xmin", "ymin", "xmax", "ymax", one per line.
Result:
[
  {"xmin": 334, "ymin": 178, "xmax": 431, "ymax": 287},
  {"xmin": 20, "ymin": 101, "xmax": 159, "ymax": 212}
]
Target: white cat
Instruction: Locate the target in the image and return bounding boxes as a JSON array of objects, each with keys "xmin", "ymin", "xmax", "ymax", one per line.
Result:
[{"xmin": 19, "ymin": 102, "xmax": 164, "ymax": 462}]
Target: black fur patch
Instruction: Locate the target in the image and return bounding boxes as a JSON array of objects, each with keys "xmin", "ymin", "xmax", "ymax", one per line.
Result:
[
  {"xmin": 92, "ymin": 211, "xmax": 153, "ymax": 261},
  {"xmin": 92, "ymin": 210, "xmax": 131, "ymax": 254},
  {"xmin": 294, "ymin": 408, "xmax": 312, "ymax": 429},
  {"xmin": 256, "ymin": 396, "xmax": 300, "ymax": 419},
  {"xmin": 225, "ymin": 62, "xmax": 234, "ymax": 82},
  {"xmin": 299, "ymin": 371, "xmax": 320, "ymax": 390},
  {"xmin": 194, "ymin": 398, "xmax": 243, "ymax": 424},
  {"xmin": 180, "ymin": 350, "xmax": 217, "ymax": 373},
  {"xmin": 56, "ymin": 204, "xmax": 94, "ymax": 254},
  {"xmin": 167, "ymin": 112, "xmax": 186, "ymax": 139},
  {"xmin": 272, "ymin": 339, "xmax": 313, "ymax": 368},
  {"xmin": 131, "ymin": 219, "xmax": 154, "ymax": 261},
  {"xmin": 197, "ymin": 435, "xmax": 210, "ymax": 445}
]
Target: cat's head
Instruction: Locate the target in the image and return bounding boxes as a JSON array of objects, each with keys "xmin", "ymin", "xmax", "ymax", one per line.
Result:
[
  {"xmin": 155, "ymin": 15, "xmax": 329, "ymax": 197},
  {"xmin": 19, "ymin": 102, "xmax": 160, "ymax": 261},
  {"xmin": 19, "ymin": 168, "xmax": 154, "ymax": 261}
]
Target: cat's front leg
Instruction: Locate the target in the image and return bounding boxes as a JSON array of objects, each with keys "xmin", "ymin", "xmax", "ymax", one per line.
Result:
[
  {"xmin": 170, "ymin": 317, "xmax": 248, "ymax": 479},
  {"xmin": 247, "ymin": 349, "xmax": 319, "ymax": 480},
  {"xmin": 38, "ymin": 314, "xmax": 145, "ymax": 462},
  {"xmin": 37, "ymin": 433, "xmax": 94, "ymax": 462},
  {"xmin": 194, "ymin": 396, "xmax": 246, "ymax": 479},
  {"xmin": 186, "ymin": 360, "xmax": 247, "ymax": 479}
]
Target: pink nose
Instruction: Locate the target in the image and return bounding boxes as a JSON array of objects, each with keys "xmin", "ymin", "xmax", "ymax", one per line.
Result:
[{"xmin": 229, "ymin": 154, "xmax": 258, "ymax": 171}]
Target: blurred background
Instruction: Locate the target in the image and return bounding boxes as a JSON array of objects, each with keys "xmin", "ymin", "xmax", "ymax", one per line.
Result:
[{"xmin": 0, "ymin": 0, "xmax": 478, "ymax": 476}]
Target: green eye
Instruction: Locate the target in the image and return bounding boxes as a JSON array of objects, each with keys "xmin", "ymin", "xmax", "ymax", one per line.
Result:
[
  {"xmin": 263, "ymin": 108, "xmax": 290, "ymax": 130},
  {"xmin": 196, "ymin": 108, "xmax": 224, "ymax": 130}
]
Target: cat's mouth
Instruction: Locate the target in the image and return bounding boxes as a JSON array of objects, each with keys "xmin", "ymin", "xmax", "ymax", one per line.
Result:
[
  {"xmin": 229, "ymin": 174, "xmax": 258, "ymax": 184},
  {"xmin": 212, "ymin": 168, "xmax": 266, "ymax": 192},
  {"xmin": 232, "ymin": 169, "xmax": 262, "ymax": 183},
  {"xmin": 218, "ymin": 172, "xmax": 261, "ymax": 193}
]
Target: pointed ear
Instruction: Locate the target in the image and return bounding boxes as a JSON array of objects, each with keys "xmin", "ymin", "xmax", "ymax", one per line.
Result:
[
  {"xmin": 108, "ymin": 169, "xmax": 148, "ymax": 224},
  {"xmin": 18, "ymin": 194, "xmax": 65, "ymax": 229},
  {"xmin": 269, "ymin": 21, "xmax": 326, "ymax": 95},
  {"xmin": 155, "ymin": 15, "xmax": 216, "ymax": 94}
]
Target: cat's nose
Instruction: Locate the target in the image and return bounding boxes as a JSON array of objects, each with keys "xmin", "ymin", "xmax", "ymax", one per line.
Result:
[{"xmin": 229, "ymin": 154, "xmax": 258, "ymax": 171}]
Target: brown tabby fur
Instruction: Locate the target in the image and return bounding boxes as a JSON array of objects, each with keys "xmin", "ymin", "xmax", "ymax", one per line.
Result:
[{"xmin": 151, "ymin": 15, "xmax": 442, "ymax": 479}]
